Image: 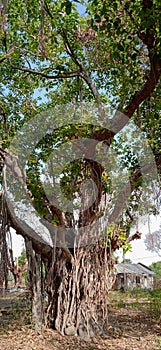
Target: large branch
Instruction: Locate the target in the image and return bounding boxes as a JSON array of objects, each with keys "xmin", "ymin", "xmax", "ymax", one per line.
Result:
[
  {"xmin": 0, "ymin": 147, "xmax": 73, "ymax": 260},
  {"xmin": 6, "ymin": 199, "xmax": 52, "ymax": 257},
  {"xmin": 124, "ymin": 0, "xmax": 161, "ymax": 117},
  {"xmin": 8, "ymin": 61, "xmax": 81, "ymax": 79},
  {"xmin": 124, "ymin": 53, "xmax": 161, "ymax": 118},
  {"xmin": 107, "ymin": 156, "xmax": 157, "ymax": 225}
]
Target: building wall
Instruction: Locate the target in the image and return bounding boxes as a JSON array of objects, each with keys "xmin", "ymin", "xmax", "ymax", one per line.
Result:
[{"xmin": 114, "ymin": 273, "xmax": 153, "ymax": 291}]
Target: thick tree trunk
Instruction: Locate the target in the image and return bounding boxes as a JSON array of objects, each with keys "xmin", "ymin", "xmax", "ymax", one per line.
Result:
[
  {"xmin": 1, "ymin": 152, "xmax": 141, "ymax": 338},
  {"xmin": 44, "ymin": 243, "xmax": 116, "ymax": 340}
]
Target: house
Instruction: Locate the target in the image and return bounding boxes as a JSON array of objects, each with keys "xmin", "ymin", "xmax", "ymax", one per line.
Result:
[{"xmin": 113, "ymin": 262, "xmax": 154, "ymax": 291}]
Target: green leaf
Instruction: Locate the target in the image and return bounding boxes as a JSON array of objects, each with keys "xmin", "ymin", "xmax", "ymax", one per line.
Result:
[
  {"xmin": 65, "ymin": 1, "xmax": 72, "ymax": 15},
  {"xmin": 117, "ymin": 43, "xmax": 124, "ymax": 52}
]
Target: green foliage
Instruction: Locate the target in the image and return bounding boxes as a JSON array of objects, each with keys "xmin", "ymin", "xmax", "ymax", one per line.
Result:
[
  {"xmin": 150, "ymin": 261, "xmax": 161, "ymax": 279},
  {"xmin": 148, "ymin": 299, "xmax": 161, "ymax": 321},
  {"xmin": 109, "ymin": 289, "xmax": 161, "ymax": 337},
  {"xmin": 17, "ymin": 249, "xmax": 27, "ymax": 284},
  {"xmin": 122, "ymin": 258, "xmax": 132, "ymax": 264},
  {"xmin": 156, "ymin": 336, "xmax": 161, "ymax": 350},
  {"xmin": 0, "ymin": 0, "xmax": 161, "ymax": 251},
  {"xmin": 18, "ymin": 249, "xmax": 26, "ymax": 267},
  {"xmin": 103, "ymin": 223, "xmax": 132, "ymax": 253}
]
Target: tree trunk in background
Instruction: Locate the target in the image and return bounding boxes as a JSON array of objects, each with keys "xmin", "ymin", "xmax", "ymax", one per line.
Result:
[
  {"xmin": 0, "ymin": 239, "xmax": 8, "ymax": 289},
  {"xmin": 25, "ymin": 238, "xmax": 43, "ymax": 332},
  {"xmin": 8, "ymin": 249, "xmax": 28, "ymax": 287},
  {"xmin": 0, "ymin": 195, "xmax": 9, "ymax": 289}
]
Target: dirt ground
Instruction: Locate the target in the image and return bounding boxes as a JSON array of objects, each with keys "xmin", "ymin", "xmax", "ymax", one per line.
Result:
[{"xmin": 0, "ymin": 290, "xmax": 160, "ymax": 350}]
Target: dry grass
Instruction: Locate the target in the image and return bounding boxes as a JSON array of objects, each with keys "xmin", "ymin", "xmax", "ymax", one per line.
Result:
[{"xmin": 0, "ymin": 289, "xmax": 161, "ymax": 350}]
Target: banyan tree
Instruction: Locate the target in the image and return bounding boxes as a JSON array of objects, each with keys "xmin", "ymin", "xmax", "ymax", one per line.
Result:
[{"xmin": 0, "ymin": 0, "xmax": 161, "ymax": 339}]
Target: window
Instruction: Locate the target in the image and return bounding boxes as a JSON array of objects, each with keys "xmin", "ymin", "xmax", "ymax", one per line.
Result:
[{"xmin": 136, "ymin": 276, "xmax": 140, "ymax": 284}]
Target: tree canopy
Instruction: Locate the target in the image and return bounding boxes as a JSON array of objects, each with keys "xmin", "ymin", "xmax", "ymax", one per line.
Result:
[{"xmin": 0, "ymin": 0, "xmax": 161, "ymax": 247}]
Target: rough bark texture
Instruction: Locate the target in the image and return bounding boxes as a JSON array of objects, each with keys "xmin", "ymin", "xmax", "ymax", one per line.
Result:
[
  {"xmin": 44, "ymin": 243, "xmax": 116, "ymax": 339},
  {"xmin": 0, "ymin": 192, "xmax": 9, "ymax": 289},
  {"xmin": 25, "ymin": 238, "xmax": 43, "ymax": 332}
]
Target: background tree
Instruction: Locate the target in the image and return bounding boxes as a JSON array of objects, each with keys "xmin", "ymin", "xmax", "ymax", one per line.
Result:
[
  {"xmin": 150, "ymin": 261, "xmax": 161, "ymax": 278},
  {"xmin": 122, "ymin": 258, "xmax": 132, "ymax": 264},
  {"xmin": 8, "ymin": 248, "xmax": 28, "ymax": 286},
  {"xmin": 145, "ymin": 227, "xmax": 161, "ymax": 257},
  {"xmin": 0, "ymin": 0, "xmax": 161, "ymax": 338}
]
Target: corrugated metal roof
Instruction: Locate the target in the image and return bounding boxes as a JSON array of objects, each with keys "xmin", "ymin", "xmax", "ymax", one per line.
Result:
[{"xmin": 115, "ymin": 263, "xmax": 154, "ymax": 275}]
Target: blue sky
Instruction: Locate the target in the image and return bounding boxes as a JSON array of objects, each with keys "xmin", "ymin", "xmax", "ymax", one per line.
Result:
[
  {"xmin": 117, "ymin": 214, "xmax": 161, "ymax": 265},
  {"xmin": 77, "ymin": 3, "xmax": 86, "ymax": 15}
]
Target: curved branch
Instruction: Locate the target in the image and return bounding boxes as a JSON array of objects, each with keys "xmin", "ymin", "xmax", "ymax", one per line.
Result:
[
  {"xmin": 0, "ymin": 147, "xmax": 73, "ymax": 261},
  {"xmin": 124, "ymin": 53, "xmax": 161, "ymax": 118},
  {"xmin": 124, "ymin": 0, "xmax": 161, "ymax": 117}
]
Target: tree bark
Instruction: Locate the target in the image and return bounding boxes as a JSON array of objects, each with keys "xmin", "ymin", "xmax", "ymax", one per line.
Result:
[
  {"xmin": 44, "ymin": 242, "xmax": 116, "ymax": 339},
  {"xmin": 25, "ymin": 238, "xmax": 43, "ymax": 332},
  {"xmin": 1, "ymin": 146, "xmax": 142, "ymax": 337}
]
